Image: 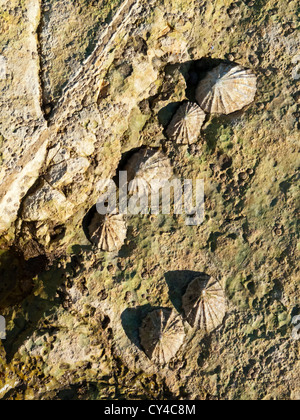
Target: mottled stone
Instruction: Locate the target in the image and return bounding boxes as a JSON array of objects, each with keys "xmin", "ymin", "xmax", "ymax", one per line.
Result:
[{"xmin": 22, "ymin": 179, "xmax": 74, "ymax": 222}]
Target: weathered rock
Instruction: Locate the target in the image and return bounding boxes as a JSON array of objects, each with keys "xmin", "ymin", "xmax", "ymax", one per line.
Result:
[
  {"xmin": 22, "ymin": 179, "xmax": 74, "ymax": 222},
  {"xmin": 45, "ymin": 157, "xmax": 90, "ymax": 188},
  {"xmin": 0, "ymin": 0, "xmax": 299, "ymax": 402},
  {"xmin": 0, "ymin": 0, "xmax": 47, "ymax": 234}
]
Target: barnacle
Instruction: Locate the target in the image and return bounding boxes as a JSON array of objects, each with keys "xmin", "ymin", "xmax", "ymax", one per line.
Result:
[
  {"xmin": 88, "ymin": 212, "xmax": 127, "ymax": 252},
  {"xmin": 196, "ymin": 64, "xmax": 257, "ymax": 114},
  {"xmin": 139, "ymin": 309, "xmax": 185, "ymax": 364},
  {"xmin": 166, "ymin": 102, "xmax": 206, "ymax": 144},
  {"xmin": 182, "ymin": 276, "xmax": 227, "ymax": 332}
]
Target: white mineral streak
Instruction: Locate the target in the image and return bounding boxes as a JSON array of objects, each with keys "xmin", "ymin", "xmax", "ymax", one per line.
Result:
[
  {"xmin": 0, "ymin": 0, "xmax": 143, "ymax": 235},
  {"xmin": 26, "ymin": 0, "xmax": 43, "ymax": 117},
  {"xmin": 0, "ymin": 127, "xmax": 48, "ymax": 233},
  {"xmin": 0, "ymin": 55, "xmax": 7, "ymax": 80}
]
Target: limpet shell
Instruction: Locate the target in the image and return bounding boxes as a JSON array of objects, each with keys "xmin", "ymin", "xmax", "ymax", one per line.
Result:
[
  {"xmin": 125, "ymin": 148, "xmax": 173, "ymax": 194},
  {"xmin": 166, "ymin": 102, "xmax": 206, "ymax": 144},
  {"xmin": 182, "ymin": 276, "xmax": 227, "ymax": 332},
  {"xmin": 196, "ymin": 64, "xmax": 257, "ymax": 114},
  {"xmin": 88, "ymin": 212, "xmax": 127, "ymax": 252},
  {"xmin": 139, "ymin": 308, "xmax": 185, "ymax": 364}
]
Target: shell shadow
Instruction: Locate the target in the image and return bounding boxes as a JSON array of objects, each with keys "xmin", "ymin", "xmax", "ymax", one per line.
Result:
[
  {"xmin": 0, "ymin": 249, "xmax": 48, "ymax": 311},
  {"xmin": 158, "ymin": 58, "xmax": 226, "ymax": 130},
  {"xmin": 179, "ymin": 57, "xmax": 226, "ymax": 103},
  {"xmin": 121, "ymin": 304, "xmax": 165, "ymax": 350},
  {"xmin": 158, "ymin": 101, "xmax": 182, "ymax": 128},
  {"xmin": 164, "ymin": 270, "xmax": 211, "ymax": 314},
  {"xmin": 112, "ymin": 146, "xmax": 149, "ymax": 188},
  {"xmin": 158, "ymin": 57, "xmax": 251, "ymax": 147},
  {"xmin": 2, "ymin": 259, "xmax": 65, "ymax": 363},
  {"xmin": 82, "ymin": 204, "xmax": 97, "ymax": 244}
]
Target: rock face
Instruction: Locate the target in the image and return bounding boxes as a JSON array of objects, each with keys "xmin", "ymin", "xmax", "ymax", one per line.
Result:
[
  {"xmin": 45, "ymin": 157, "xmax": 90, "ymax": 188},
  {"xmin": 22, "ymin": 179, "xmax": 75, "ymax": 223},
  {"xmin": 0, "ymin": 0, "xmax": 299, "ymax": 402},
  {"xmin": 139, "ymin": 309, "xmax": 185, "ymax": 364},
  {"xmin": 182, "ymin": 276, "xmax": 227, "ymax": 332},
  {"xmin": 196, "ymin": 64, "xmax": 257, "ymax": 114},
  {"xmin": 0, "ymin": 0, "xmax": 147, "ymax": 236},
  {"xmin": 166, "ymin": 102, "xmax": 206, "ymax": 144},
  {"xmin": 0, "ymin": 0, "xmax": 46, "ymax": 234}
]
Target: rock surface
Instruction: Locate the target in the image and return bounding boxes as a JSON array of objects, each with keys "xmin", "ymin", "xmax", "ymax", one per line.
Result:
[{"xmin": 0, "ymin": 0, "xmax": 299, "ymax": 401}]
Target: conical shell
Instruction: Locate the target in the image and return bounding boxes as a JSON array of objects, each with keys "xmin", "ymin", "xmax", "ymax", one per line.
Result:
[
  {"xmin": 125, "ymin": 148, "xmax": 173, "ymax": 194},
  {"xmin": 166, "ymin": 102, "xmax": 206, "ymax": 144},
  {"xmin": 182, "ymin": 276, "xmax": 226, "ymax": 332},
  {"xmin": 196, "ymin": 64, "xmax": 257, "ymax": 114},
  {"xmin": 88, "ymin": 212, "xmax": 127, "ymax": 252},
  {"xmin": 139, "ymin": 309, "xmax": 185, "ymax": 364}
]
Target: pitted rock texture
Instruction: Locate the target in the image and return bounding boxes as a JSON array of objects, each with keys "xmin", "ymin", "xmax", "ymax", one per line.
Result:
[{"xmin": 0, "ymin": 0, "xmax": 299, "ymax": 401}]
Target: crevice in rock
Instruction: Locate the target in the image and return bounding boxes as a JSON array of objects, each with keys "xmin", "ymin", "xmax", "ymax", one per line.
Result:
[
  {"xmin": 0, "ymin": 247, "xmax": 48, "ymax": 310},
  {"xmin": 82, "ymin": 204, "xmax": 97, "ymax": 244},
  {"xmin": 36, "ymin": 0, "xmax": 50, "ymax": 120},
  {"xmin": 113, "ymin": 146, "xmax": 150, "ymax": 187}
]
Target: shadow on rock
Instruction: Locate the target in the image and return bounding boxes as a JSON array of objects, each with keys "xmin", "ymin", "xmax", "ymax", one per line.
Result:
[
  {"xmin": 121, "ymin": 304, "xmax": 165, "ymax": 350},
  {"xmin": 158, "ymin": 57, "xmax": 225, "ymax": 129},
  {"xmin": 2, "ymin": 257, "xmax": 67, "ymax": 363},
  {"xmin": 164, "ymin": 270, "xmax": 210, "ymax": 313}
]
